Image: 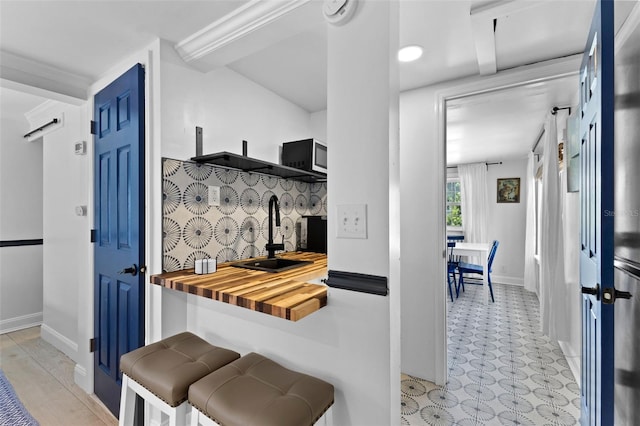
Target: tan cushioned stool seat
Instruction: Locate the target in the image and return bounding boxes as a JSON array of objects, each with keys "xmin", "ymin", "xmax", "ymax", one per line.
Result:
[
  {"xmin": 189, "ymin": 352, "xmax": 334, "ymax": 426},
  {"xmin": 120, "ymin": 332, "xmax": 240, "ymax": 407}
]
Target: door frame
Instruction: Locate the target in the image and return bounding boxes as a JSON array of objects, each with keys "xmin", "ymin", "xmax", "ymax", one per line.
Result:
[
  {"xmin": 433, "ymin": 55, "xmax": 582, "ymax": 384},
  {"xmin": 79, "ymin": 45, "xmax": 160, "ymax": 394}
]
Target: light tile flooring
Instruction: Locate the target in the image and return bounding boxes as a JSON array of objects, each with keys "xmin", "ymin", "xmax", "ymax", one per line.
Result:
[
  {"xmin": 402, "ymin": 283, "xmax": 581, "ymax": 425},
  {"xmin": 0, "ymin": 327, "xmax": 117, "ymax": 426}
]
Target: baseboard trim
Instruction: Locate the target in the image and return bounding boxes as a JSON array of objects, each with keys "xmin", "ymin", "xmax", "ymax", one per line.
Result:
[
  {"xmin": 74, "ymin": 363, "xmax": 91, "ymax": 393},
  {"xmin": 558, "ymin": 340, "xmax": 581, "ymax": 386},
  {"xmin": 492, "ymin": 275, "xmax": 524, "ymax": 286},
  {"xmin": 0, "ymin": 312, "xmax": 43, "ymax": 334},
  {"xmin": 41, "ymin": 323, "xmax": 78, "ymax": 361}
]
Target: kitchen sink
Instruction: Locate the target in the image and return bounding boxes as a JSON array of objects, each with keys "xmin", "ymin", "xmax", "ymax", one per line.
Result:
[{"xmin": 230, "ymin": 258, "xmax": 312, "ymax": 273}]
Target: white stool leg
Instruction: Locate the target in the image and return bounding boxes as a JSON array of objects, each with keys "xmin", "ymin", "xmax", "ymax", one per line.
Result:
[
  {"xmin": 119, "ymin": 374, "xmax": 137, "ymax": 426},
  {"xmin": 170, "ymin": 402, "xmax": 187, "ymax": 426},
  {"xmin": 190, "ymin": 406, "xmax": 200, "ymax": 426},
  {"xmin": 316, "ymin": 406, "xmax": 333, "ymax": 426},
  {"xmin": 119, "ymin": 373, "xmax": 189, "ymax": 426},
  {"xmin": 189, "ymin": 406, "xmax": 220, "ymax": 426}
]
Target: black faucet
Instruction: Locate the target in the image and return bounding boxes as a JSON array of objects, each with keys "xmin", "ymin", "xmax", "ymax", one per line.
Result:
[{"xmin": 266, "ymin": 195, "xmax": 285, "ymax": 258}]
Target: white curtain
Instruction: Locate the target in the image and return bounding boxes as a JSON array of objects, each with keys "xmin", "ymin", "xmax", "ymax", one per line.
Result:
[
  {"xmin": 459, "ymin": 163, "xmax": 488, "ymax": 251},
  {"xmin": 563, "ymin": 173, "xmax": 581, "ymax": 287},
  {"xmin": 523, "ymin": 152, "xmax": 537, "ymax": 293},
  {"xmin": 539, "ymin": 114, "xmax": 568, "ymax": 341}
]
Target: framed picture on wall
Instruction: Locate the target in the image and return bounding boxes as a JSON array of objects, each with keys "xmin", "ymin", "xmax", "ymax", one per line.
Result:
[{"xmin": 497, "ymin": 178, "xmax": 521, "ymax": 203}]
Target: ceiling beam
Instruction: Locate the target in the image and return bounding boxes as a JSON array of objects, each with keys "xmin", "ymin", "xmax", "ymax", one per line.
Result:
[
  {"xmin": 470, "ymin": 0, "xmax": 544, "ymax": 75},
  {"xmin": 470, "ymin": 14, "xmax": 497, "ymax": 75},
  {"xmin": 0, "ymin": 51, "xmax": 90, "ymax": 103}
]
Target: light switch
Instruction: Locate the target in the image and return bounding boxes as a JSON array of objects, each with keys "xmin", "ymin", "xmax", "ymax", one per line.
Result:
[
  {"xmin": 208, "ymin": 186, "xmax": 220, "ymax": 206},
  {"xmin": 337, "ymin": 204, "xmax": 367, "ymax": 239}
]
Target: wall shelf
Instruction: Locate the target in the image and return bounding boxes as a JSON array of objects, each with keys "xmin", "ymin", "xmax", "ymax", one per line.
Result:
[{"xmin": 191, "ymin": 152, "xmax": 327, "ymax": 183}]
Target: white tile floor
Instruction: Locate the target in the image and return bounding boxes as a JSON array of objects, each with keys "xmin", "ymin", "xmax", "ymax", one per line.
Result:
[{"xmin": 401, "ymin": 282, "xmax": 580, "ymax": 425}]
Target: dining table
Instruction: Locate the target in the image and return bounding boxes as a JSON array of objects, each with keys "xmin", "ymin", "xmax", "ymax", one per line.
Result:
[{"xmin": 451, "ymin": 242, "xmax": 493, "ymax": 305}]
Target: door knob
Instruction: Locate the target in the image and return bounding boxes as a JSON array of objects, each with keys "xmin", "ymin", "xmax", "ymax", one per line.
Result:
[
  {"xmin": 615, "ymin": 290, "xmax": 632, "ymax": 300},
  {"xmin": 602, "ymin": 287, "xmax": 633, "ymax": 304},
  {"xmin": 581, "ymin": 284, "xmax": 599, "ymax": 297},
  {"xmin": 118, "ymin": 264, "xmax": 138, "ymax": 276}
]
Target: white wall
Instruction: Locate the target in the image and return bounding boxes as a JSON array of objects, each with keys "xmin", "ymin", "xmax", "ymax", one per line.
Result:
[
  {"xmin": 160, "ymin": 42, "xmax": 314, "ymax": 165},
  {"xmin": 486, "ymin": 159, "xmax": 528, "ymax": 285},
  {"xmin": 38, "ymin": 102, "xmax": 89, "ymax": 360},
  {"xmin": 400, "ymin": 84, "xmax": 445, "ymax": 382},
  {"xmin": 0, "ymin": 105, "xmax": 43, "ymax": 333},
  {"xmin": 326, "ymin": 1, "xmax": 400, "ymax": 423},
  {"xmin": 310, "ymin": 109, "xmax": 328, "ymax": 143}
]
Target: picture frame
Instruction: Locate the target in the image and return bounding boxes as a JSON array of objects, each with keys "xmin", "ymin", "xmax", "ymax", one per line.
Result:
[{"xmin": 497, "ymin": 178, "xmax": 521, "ymax": 203}]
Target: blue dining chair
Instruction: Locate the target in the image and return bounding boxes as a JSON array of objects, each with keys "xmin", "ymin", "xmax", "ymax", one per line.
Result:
[
  {"xmin": 447, "ymin": 241, "xmax": 458, "ymax": 302},
  {"xmin": 457, "ymin": 240, "xmax": 499, "ymax": 303}
]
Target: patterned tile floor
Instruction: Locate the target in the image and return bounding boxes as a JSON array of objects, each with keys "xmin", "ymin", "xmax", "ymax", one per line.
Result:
[{"xmin": 401, "ymin": 283, "xmax": 581, "ymax": 425}]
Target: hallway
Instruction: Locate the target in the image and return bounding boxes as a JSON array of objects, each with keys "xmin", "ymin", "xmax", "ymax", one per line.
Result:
[
  {"xmin": 402, "ymin": 283, "xmax": 580, "ymax": 425},
  {"xmin": 0, "ymin": 327, "xmax": 116, "ymax": 426}
]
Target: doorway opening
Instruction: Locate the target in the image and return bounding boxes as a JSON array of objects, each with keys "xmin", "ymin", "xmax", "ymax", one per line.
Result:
[{"xmin": 441, "ymin": 76, "xmax": 581, "ymax": 423}]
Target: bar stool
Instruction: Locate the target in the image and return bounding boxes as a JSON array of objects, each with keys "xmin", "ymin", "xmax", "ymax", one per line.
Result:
[
  {"xmin": 119, "ymin": 332, "xmax": 240, "ymax": 426},
  {"xmin": 188, "ymin": 352, "xmax": 334, "ymax": 426}
]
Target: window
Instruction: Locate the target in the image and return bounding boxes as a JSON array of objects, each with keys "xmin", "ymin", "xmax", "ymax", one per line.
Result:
[{"xmin": 446, "ymin": 180, "xmax": 462, "ymax": 228}]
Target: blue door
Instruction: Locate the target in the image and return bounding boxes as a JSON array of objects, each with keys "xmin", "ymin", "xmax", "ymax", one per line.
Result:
[
  {"xmin": 579, "ymin": 1, "xmax": 615, "ymax": 424},
  {"xmin": 93, "ymin": 64, "xmax": 145, "ymax": 417}
]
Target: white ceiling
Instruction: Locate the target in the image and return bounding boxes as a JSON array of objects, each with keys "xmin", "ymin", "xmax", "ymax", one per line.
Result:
[
  {"xmin": 0, "ymin": 1, "xmax": 249, "ymax": 80},
  {"xmin": 446, "ymin": 76, "xmax": 577, "ymax": 166},
  {"xmin": 2, "ymin": 0, "xmax": 634, "ymax": 165}
]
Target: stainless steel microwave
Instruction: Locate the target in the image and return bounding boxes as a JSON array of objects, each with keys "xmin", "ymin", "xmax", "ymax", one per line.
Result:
[{"xmin": 282, "ymin": 139, "xmax": 327, "ymax": 174}]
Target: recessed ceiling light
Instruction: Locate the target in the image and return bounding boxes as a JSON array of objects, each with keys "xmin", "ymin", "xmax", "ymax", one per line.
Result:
[{"xmin": 398, "ymin": 45, "xmax": 423, "ymax": 62}]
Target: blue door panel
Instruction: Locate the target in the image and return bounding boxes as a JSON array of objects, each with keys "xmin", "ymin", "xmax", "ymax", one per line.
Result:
[
  {"xmin": 98, "ymin": 274, "xmax": 111, "ymax": 371},
  {"xmin": 117, "ymin": 146, "xmax": 132, "ymax": 250},
  {"xmin": 117, "ymin": 92, "xmax": 131, "ymax": 130},
  {"xmin": 580, "ymin": 1, "xmax": 615, "ymax": 425},
  {"xmin": 99, "ymin": 153, "xmax": 111, "ymax": 246},
  {"xmin": 118, "ymin": 281, "xmax": 132, "ymax": 359},
  {"xmin": 93, "ymin": 63, "xmax": 144, "ymax": 417},
  {"xmin": 99, "ymin": 103, "xmax": 111, "ymax": 138}
]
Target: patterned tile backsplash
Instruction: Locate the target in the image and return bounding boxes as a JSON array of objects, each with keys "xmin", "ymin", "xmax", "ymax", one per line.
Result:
[{"xmin": 162, "ymin": 158, "xmax": 327, "ymax": 272}]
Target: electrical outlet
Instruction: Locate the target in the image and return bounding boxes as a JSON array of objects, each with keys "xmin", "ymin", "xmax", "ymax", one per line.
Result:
[
  {"xmin": 337, "ymin": 204, "xmax": 367, "ymax": 239},
  {"xmin": 208, "ymin": 186, "xmax": 220, "ymax": 206}
]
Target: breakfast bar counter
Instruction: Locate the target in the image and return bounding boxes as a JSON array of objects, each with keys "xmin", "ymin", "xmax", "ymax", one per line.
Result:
[{"xmin": 150, "ymin": 252, "xmax": 327, "ymax": 321}]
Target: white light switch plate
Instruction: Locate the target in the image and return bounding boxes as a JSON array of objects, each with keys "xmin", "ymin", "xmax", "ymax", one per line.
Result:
[
  {"xmin": 337, "ymin": 204, "xmax": 367, "ymax": 239},
  {"xmin": 208, "ymin": 186, "xmax": 220, "ymax": 206}
]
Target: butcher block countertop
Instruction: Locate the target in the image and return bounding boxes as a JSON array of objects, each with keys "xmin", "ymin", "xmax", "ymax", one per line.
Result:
[{"xmin": 150, "ymin": 252, "xmax": 327, "ymax": 321}]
